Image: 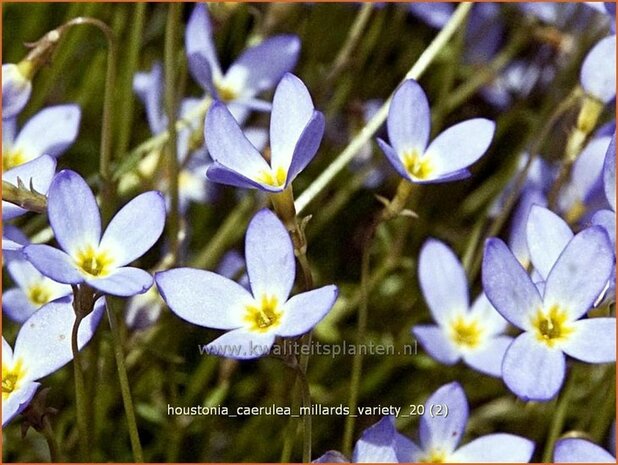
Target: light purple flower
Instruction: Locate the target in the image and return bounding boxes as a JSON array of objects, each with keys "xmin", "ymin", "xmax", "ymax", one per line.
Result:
[
  {"xmin": 186, "ymin": 3, "xmax": 300, "ymax": 122},
  {"xmin": 581, "ymin": 35, "xmax": 616, "ymax": 104},
  {"xmin": 314, "ymin": 416, "xmax": 413, "ymax": 463},
  {"xmin": 407, "ymin": 382, "xmax": 535, "ymax": 462},
  {"xmin": 205, "ymin": 73, "xmax": 325, "ymax": 192},
  {"xmin": 483, "ymin": 226, "xmax": 615, "ymax": 401},
  {"xmin": 4, "ymin": 249, "xmax": 72, "ymax": 323},
  {"xmin": 24, "ymin": 170, "xmax": 166, "ymax": 297},
  {"xmin": 2, "ymin": 295, "xmax": 104, "ymax": 426},
  {"xmin": 2, "ymin": 63, "xmax": 32, "ymax": 120},
  {"xmin": 156, "ymin": 209, "xmax": 338, "ymax": 359},
  {"xmin": 554, "ymin": 438, "xmax": 615, "ymax": 463},
  {"xmin": 377, "ymin": 79, "xmax": 495, "ymax": 183},
  {"xmin": 412, "ymin": 239, "xmax": 512, "ymax": 377},
  {"xmin": 593, "ymin": 133, "xmax": 616, "ymax": 248}
]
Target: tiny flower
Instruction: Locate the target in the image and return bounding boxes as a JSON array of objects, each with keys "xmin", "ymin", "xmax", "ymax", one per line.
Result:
[
  {"xmin": 413, "ymin": 239, "xmax": 512, "ymax": 377},
  {"xmin": 407, "ymin": 382, "xmax": 534, "ymax": 462},
  {"xmin": 24, "ymin": 170, "xmax": 166, "ymax": 297},
  {"xmin": 377, "ymin": 79, "xmax": 495, "ymax": 183},
  {"xmin": 4, "ymin": 250, "xmax": 72, "ymax": 323},
  {"xmin": 2, "ymin": 104, "xmax": 81, "ymax": 172},
  {"xmin": 2, "ymin": 295, "xmax": 105, "ymax": 426},
  {"xmin": 205, "ymin": 73, "xmax": 325, "ymax": 192},
  {"xmin": 483, "ymin": 227, "xmax": 615, "ymax": 401},
  {"xmin": 2, "ymin": 154, "xmax": 56, "ymax": 220},
  {"xmin": 186, "ymin": 3, "xmax": 300, "ymax": 122},
  {"xmin": 313, "ymin": 416, "xmax": 413, "ymax": 463},
  {"xmin": 580, "ymin": 35, "xmax": 616, "ymax": 104},
  {"xmin": 554, "ymin": 438, "xmax": 615, "ymax": 463},
  {"xmin": 2, "ymin": 63, "xmax": 32, "ymax": 120},
  {"xmin": 156, "ymin": 209, "xmax": 338, "ymax": 359}
]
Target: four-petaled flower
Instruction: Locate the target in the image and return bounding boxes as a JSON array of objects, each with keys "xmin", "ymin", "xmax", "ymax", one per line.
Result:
[
  {"xmin": 413, "ymin": 239, "xmax": 512, "ymax": 378},
  {"xmin": 24, "ymin": 170, "xmax": 166, "ymax": 297},
  {"xmin": 377, "ymin": 79, "xmax": 495, "ymax": 183},
  {"xmin": 483, "ymin": 226, "xmax": 615, "ymax": 401},
  {"xmin": 406, "ymin": 382, "xmax": 535, "ymax": 462},
  {"xmin": 155, "ymin": 208, "xmax": 338, "ymax": 359},
  {"xmin": 2, "ymin": 295, "xmax": 104, "ymax": 426},
  {"xmin": 205, "ymin": 73, "xmax": 325, "ymax": 192},
  {"xmin": 186, "ymin": 3, "xmax": 300, "ymax": 122}
]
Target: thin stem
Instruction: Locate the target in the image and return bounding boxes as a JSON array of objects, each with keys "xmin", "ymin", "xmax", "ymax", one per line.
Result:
[
  {"xmin": 41, "ymin": 411, "xmax": 60, "ymax": 462},
  {"xmin": 294, "ymin": 2, "xmax": 473, "ymax": 215},
  {"xmin": 542, "ymin": 369, "xmax": 577, "ymax": 462},
  {"xmin": 106, "ymin": 301, "xmax": 144, "ymax": 462},
  {"xmin": 71, "ymin": 312, "xmax": 90, "ymax": 461},
  {"xmin": 295, "ymin": 363, "xmax": 313, "ymax": 463},
  {"xmin": 324, "ymin": 3, "xmax": 373, "ymax": 84},
  {"xmin": 164, "ymin": 3, "xmax": 183, "ymax": 263}
]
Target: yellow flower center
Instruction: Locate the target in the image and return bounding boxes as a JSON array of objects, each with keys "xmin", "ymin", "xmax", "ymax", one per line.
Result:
[
  {"xmin": 257, "ymin": 166, "xmax": 287, "ymax": 188},
  {"xmin": 27, "ymin": 282, "xmax": 53, "ymax": 306},
  {"xmin": 402, "ymin": 149, "xmax": 433, "ymax": 180},
  {"xmin": 2, "ymin": 148, "xmax": 26, "ymax": 171},
  {"xmin": 2, "ymin": 359, "xmax": 26, "ymax": 400},
  {"xmin": 75, "ymin": 246, "xmax": 114, "ymax": 277},
  {"xmin": 420, "ymin": 449, "xmax": 448, "ymax": 463},
  {"xmin": 215, "ymin": 82, "xmax": 238, "ymax": 102},
  {"xmin": 531, "ymin": 305, "xmax": 574, "ymax": 347},
  {"xmin": 449, "ymin": 316, "xmax": 483, "ymax": 349},
  {"xmin": 245, "ymin": 295, "xmax": 282, "ymax": 333}
]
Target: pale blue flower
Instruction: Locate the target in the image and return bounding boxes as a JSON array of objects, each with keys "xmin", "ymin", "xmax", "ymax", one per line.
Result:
[{"xmin": 554, "ymin": 438, "xmax": 615, "ymax": 463}]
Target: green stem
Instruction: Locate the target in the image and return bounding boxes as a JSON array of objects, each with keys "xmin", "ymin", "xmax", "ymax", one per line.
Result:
[
  {"xmin": 41, "ymin": 410, "xmax": 61, "ymax": 462},
  {"xmin": 106, "ymin": 301, "xmax": 144, "ymax": 462},
  {"xmin": 296, "ymin": 362, "xmax": 313, "ymax": 463},
  {"xmin": 164, "ymin": 3, "xmax": 183, "ymax": 263},
  {"xmin": 542, "ymin": 369, "xmax": 577, "ymax": 462},
  {"xmin": 294, "ymin": 2, "xmax": 472, "ymax": 215},
  {"xmin": 71, "ymin": 312, "xmax": 90, "ymax": 461}
]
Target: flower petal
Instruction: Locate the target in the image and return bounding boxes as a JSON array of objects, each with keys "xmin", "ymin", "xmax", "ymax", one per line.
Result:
[
  {"xmin": 603, "ymin": 134, "xmax": 616, "ymax": 211},
  {"xmin": 424, "ymin": 119, "xmax": 495, "ymax": 177},
  {"xmin": 6, "ymin": 254, "xmax": 40, "ymax": 289},
  {"xmin": 387, "ymin": 79, "xmax": 430, "ymax": 156},
  {"xmin": 245, "ymin": 209, "xmax": 296, "ymax": 302},
  {"xmin": 351, "ymin": 416, "xmax": 404, "ymax": 463},
  {"xmin": 14, "ymin": 295, "xmax": 105, "ymax": 381},
  {"xmin": 526, "ymin": 205, "xmax": 573, "ymax": 281},
  {"xmin": 592, "ymin": 209, "xmax": 616, "ymax": 247},
  {"xmin": 544, "ymin": 226, "xmax": 613, "ymax": 321},
  {"xmin": 462, "ymin": 335, "xmax": 513, "ymax": 378},
  {"xmin": 270, "ymin": 73, "xmax": 316, "ymax": 171},
  {"xmin": 508, "ymin": 188, "xmax": 547, "ymax": 267},
  {"xmin": 185, "ymin": 3, "xmax": 222, "ymax": 83},
  {"xmin": 376, "ymin": 138, "xmax": 413, "ymax": 182},
  {"xmin": 418, "ymin": 239, "xmax": 469, "ymax": 325},
  {"xmin": 13, "ymin": 104, "xmax": 81, "ymax": 159},
  {"xmin": 133, "ymin": 62, "xmax": 166, "ymax": 133},
  {"xmin": 156, "ymin": 268, "xmax": 251, "ymax": 329},
  {"xmin": 23, "ymin": 244, "xmax": 84, "ymax": 284},
  {"xmin": 3, "ymin": 337, "xmax": 14, "ymax": 365},
  {"xmin": 482, "ymin": 238, "xmax": 543, "ymax": 330},
  {"xmin": 2, "ymin": 63, "xmax": 32, "ymax": 120},
  {"xmin": 285, "ymin": 111, "xmax": 325, "ymax": 186},
  {"xmin": 47, "ymin": 170, "xmax": 101, "ymax": 256},
  {"xmin": 277, "ymin": 285, "xmax": 338, "ymax": 337},
  {"xmin": 502, "ymin": 332, "xmax": 565, "ymax": 401},
  {"xmin": 205, "ymin": 162, "xmax": 276, "ymax": 191},
  {"xmin": 2, "ymin": 288, "xmax": 37, "ymax": 323},
  {"xmin": 450, "ymin": 434, "xmax": 535, "ymax": 462},
  {"xmin": 554, "ymin": 438, "xmax": 615, "ymax": 462},
  {"xmin": 224, "ymin": 35, "xmax": 300, "ymax": 98},
  {"xmin": 2, "ymin": 155, "xmax": 56, "ymax": 220},
  {"xmin": 580, "ymin": 35, "xmax": 616, "ymax": 103},
  {"xmin": 99, "ymin": 191, "xmax": 165, "ymax": 267},
  {"xmin": 205, "ymin": 102, "xmax": 270, "ymax": 178},
  {"xmin": 561, "ymin": 318, "xmax": 616, "ymax": 363},
  {"xmin": 2, "ymin": 381, "xmax": 39, "ymax": 427},
  {"xmin": 412, "ymin": 325, "xmax": 461, "ymax": 365},
  {"xmin": 419, "ymin": 382, "xmax": 468, "ymax": 454},
  {"xmin": 468, "ymin": 293, "xmax": 508, "ymax": 335},
  {"xmin": 204, "ymin": 328, "xmax": 275, "ymax": 360},
  {"xmin": 87, "ymin": 267, "xmax": 153, "ymax": 297}
]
